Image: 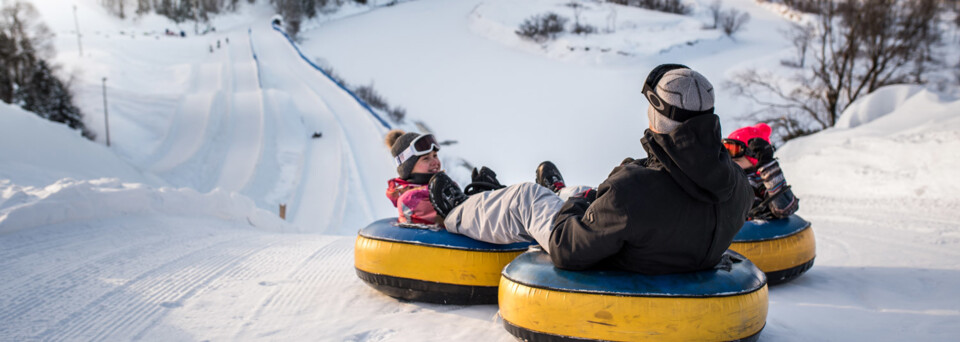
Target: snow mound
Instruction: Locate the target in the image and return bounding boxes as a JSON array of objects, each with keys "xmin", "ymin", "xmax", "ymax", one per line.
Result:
[
  {"xmin": 0, "ymin": 178, "xmax": 290, "ymax": 235},
  {"xmin": 835, "ymin": 85, "xmax": 925, "ymax": 129},
  {"xmin": 468, "ymin": 0, "xmax": 720, "ymax": 63},
  {"xmin": 0, "ymin": 102, "xmax": 160, "ymax": 187},
  {"xmin": 777, "ymin": 85, "xmax": 960, "ymax": 200}
]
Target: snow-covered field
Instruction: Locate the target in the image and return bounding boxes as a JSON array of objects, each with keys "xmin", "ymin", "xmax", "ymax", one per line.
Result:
[{"xmin": 1, "ymin": 0, "xmax": 959, "ymax": 340}]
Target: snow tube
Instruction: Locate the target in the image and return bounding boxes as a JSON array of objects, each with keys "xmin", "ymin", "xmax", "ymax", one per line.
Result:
[
  {"xmin": 729, "ymin": 214, "xmax": 816, "ymax": 285},
  {"xmin": 354, "ymin": 218, "xmax": 533, "ymax": 305},
  {"xmin": 499, "ymin": 250, "xmax": 768, "ymax": 342}
]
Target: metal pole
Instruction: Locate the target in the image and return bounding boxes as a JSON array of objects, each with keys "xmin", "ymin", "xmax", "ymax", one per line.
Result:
[
  {"xmin": 193, "ymin": 0, "xmax": 200, "ymax": 35},
  {"xmin": 73, "ymin": 5, "xmax": 83, "ymax": 56},
  {"xmin": 102, "ymin": 77, "xmax": 110, "ymax": 147}
]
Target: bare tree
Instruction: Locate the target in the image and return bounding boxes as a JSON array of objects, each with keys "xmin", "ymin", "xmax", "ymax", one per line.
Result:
[
  {"xmin": 729, "ymin": 0, "xmax": 942, "ymax": 141},
  {"xmin": 707, "ymin": 0, "xmax": 722, "ymax": 29},
  {"xmin": 719, "ymin": 8, "xmax": 749, "ymax": 38},
  {"xmin": 781, "ymin": 23, "xmax": 813, "ymax": 68},
  {"xmin": 516, "ymin": 13, "xmax": 568, "ymax": 43},
  {"xmin": 605, "ymin": 7, "xmax": 617, "ymax": 33},
  {"xmin": 567, "ymin": 1, "xmax": 596, "ymax": 35}
]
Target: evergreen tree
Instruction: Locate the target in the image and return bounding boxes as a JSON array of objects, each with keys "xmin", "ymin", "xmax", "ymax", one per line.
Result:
[
  {"xmin": 136, "ymin": 0, "xmax": 151, "ymax": 16},
  {"xmin": 303, "ymin": 0, "xmax": 317, "ymax": 18},
  {"xmin": 1, "ymin": 1, "xmax": 94, "ymax": 141},
  {"xmin": 0, "ymin": 31, "xmax": 15, "ymax": 103},
  {"xmin": 15, "ymin": 60, "xmax": 94, "ymax": 140}
]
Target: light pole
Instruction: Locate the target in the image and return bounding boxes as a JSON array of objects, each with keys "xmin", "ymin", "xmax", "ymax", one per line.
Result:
[
  {"xmin": 73, "ymin": 4, "xmax": 83, "ymax": 56},
  {"xmin": 102, "ymin": 77, "xmax": 110, "ymax": 147},
  {"xmin": 193, "ymin": 0, "xmax": 200, "ymax": 35}
]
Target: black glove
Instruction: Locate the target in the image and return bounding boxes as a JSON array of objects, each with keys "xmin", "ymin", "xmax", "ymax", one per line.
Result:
[
  {"xmin": 464, "ymin": 166, "xmax": 506, "ymax": 195},
  {"xmin": 747, "ymin": 138, "xmax": 775, "ymax": 165},
  {"xmin": 578, "ymin": 188, "xmax": 598, "ymax": 203}
]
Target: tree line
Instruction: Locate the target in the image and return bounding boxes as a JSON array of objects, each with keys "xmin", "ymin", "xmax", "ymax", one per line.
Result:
[{"xmin": 1, "ymin": 1, "xmax": 94, "ymax": 140}]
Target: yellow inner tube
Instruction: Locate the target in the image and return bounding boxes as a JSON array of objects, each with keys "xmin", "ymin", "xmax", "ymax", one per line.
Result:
[
  {"xmin": 499, "ymin": 277, "xmax": 768, "ymax": 341},
  {"xmin": 730, "ymin": 225, "xmax": 816, "ymax": 273},
  {"xmin": 354, "ymin": 235, "xmax": 525, "ymax": 287}
]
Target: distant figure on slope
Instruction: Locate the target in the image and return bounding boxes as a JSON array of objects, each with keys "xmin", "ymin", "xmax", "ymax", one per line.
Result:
[
  {"xmin": 722, "ymin": 123, "xmax": 799, "ymax": 220},
  {"xmin": 427, "ymin": 64, "xmax": 753, "ymax": 274},
  {"xmin": 384, "ymin": 130, "xmax": 588, "ymax": 226}
]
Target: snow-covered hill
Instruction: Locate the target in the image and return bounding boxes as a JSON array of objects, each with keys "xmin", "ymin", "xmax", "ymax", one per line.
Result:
[{"xmin": 1, "ymin": 0, "xmax": 959, "ymax": 340}]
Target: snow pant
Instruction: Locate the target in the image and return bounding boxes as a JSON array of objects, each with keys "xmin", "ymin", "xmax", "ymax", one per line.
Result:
[{"xmin": 442, "ymin": 182, "xmax": 592, "ymax": 254}]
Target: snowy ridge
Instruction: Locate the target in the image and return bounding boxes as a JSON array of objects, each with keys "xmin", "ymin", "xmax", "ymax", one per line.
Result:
[
  {"xmin": 778, "ymin": 85, "xmax": 960, "ymax": 201},
  {"xmin": 0, "ymin": 178, "xmax": 289, "ymax": 235}
]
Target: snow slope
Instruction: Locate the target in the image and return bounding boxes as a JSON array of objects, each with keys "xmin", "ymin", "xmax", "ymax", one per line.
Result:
[
  {"xmin": 34, "ymin": 0, "xmax": 396, "ymax": 233},
  {"xmin": 298, "ymin": 0, "xmax": 799, "ymax": 186},
  {"xmin": 1, "ymin": 0, "xmax": 959, "ymax": 341}
]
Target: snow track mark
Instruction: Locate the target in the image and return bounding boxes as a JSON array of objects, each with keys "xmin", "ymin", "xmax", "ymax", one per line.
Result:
[
  {"xmin": 234, "ymin": 236, "xmax": 355, "ymax": 339},
  {"xmin": 33, "ymin": 233, "xmax": 283, "ymax": 341}
]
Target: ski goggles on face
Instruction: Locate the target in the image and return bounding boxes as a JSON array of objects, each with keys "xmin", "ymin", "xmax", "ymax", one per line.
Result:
[
  {"xmin": 642, "ymin": 64, "xmax": 714, "ymax": 123},
  {"xmin": 722, "ymin": 138, "xmax": 750, "ymax": 158},
  {"xmin": 394, "ymin": 134, "xmax": 439, "ymax": 166}
]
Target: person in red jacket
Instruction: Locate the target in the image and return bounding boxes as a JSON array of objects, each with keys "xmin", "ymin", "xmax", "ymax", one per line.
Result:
[
  {"xmin": 384, "ymin": 129, "xmax": 443, "ymax": 225},
  {"xmin": 722, "ymin": 123, "xmax": 799, "ymax": 220}
]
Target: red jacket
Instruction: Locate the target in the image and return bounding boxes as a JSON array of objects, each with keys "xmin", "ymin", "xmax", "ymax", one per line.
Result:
[{"xmin": 386, "ymin": 177, "xmax": 439, "ymax": 225}]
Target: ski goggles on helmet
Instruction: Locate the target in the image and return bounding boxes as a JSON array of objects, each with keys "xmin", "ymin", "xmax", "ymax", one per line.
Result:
[
  {"xmin": 394, "ymin": 134, "xmax": 439, "ymax": 166},
  {"xmin": 642, "ymin": 63, "xmax": 714, "ymax": 122},
  {"xmin": 722, "ymin": 138, "xmax": 751, "ymax": 158}
]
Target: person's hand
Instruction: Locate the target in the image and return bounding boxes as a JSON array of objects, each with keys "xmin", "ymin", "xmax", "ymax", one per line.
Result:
[
  {"xmin": 471, "ymin": 166, "xmax": 503, "ymax": 188},
  {"xmin": 576, "ymin": 189, "xmax": 598, "ymax": 203},
  {"xmin": 747, "ymin": 138, "xmax": 775, "ymax": 165},
  {"xmin": 464, "ymin": 166, "xmax": 505, "ymax": 195}
]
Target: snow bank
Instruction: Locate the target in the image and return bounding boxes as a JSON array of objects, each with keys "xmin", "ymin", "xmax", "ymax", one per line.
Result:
[
  {"xmin": 0, "ymin": 102, "xmax": 159, "ymax": 187},
  {"xmin": 834, "ymin": 85, "xmax": 925, "ymax": 129},
  {"xmin": 0, "ymin": 103, "xmax": 289, "ymax": 236},
  {"xmin": 0, "ymin": 178, "xmax": 290, "ymax": 235},
  {"xmin": 778, "ymin": 85, "xmax": 960, "ymax": 200}
]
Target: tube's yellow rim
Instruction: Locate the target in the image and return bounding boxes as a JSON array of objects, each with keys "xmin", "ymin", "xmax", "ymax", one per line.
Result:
[
  {"xmin": 498, "ymin": 277, "xmax": 768, "ymax": 341},
  {"xmin": 730, "ymin": 226, "xmax": 816, "ymax": 273},
  {"xmin": 354, "ymin": 235, "xmax": 525, "ymax": 287}
]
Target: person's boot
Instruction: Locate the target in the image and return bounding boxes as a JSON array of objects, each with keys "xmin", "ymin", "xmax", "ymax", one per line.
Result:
[
  {"xmin": 429, "ymin": 172, "xmax": 468, "ymax": 219},
  {"xmin": 536, "ymin": 161, "xmax": 565, "ymax": 193}
]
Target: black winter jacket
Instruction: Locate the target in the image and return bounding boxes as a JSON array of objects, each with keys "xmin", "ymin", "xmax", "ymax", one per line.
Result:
[{"xmin": 548, "ymin": 114, "xmax": 753, "ymax": 274}]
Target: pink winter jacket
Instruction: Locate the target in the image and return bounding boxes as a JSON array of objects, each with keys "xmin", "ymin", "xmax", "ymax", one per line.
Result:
[{"xmin": 386, "ymin": 177, "xmax": 439, "ymax": 225}]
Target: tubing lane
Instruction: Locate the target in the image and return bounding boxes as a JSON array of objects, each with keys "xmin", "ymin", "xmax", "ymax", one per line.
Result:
[
  {"xmin": 249, "ymin": 24, "xmax": 347, "ymax": 232},
  {"xmin": 258, "ymin": 24, "xmax": 397, "ymax": 232},
  {"xmin": 147, "ymin": 63, "xmax": 221, "ymax": 174},
  {"xmin": 215, "ymin": 35, "xmax": 266, "ymax": 192}
]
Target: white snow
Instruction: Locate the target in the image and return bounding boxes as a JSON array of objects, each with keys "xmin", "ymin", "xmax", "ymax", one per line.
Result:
[{"xmin": 1, "ymin": 0, "xmax": 959, "ymax": 340}]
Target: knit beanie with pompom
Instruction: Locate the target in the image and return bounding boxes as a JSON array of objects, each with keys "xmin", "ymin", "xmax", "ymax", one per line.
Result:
[{"xmin": 385, "ymin": 129, "xmax": 428, "ymax": 180}]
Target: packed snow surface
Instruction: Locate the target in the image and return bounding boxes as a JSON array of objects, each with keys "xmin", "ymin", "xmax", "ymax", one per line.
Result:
[{"xmin": 1, "ymin": 0, "xmax": 959, "ymax": 341}]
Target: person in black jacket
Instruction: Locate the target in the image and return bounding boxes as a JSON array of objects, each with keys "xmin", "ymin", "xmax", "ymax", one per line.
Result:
[{"xmin": 429, "ymin": 64, "xmax": 753, "ymax": 274}]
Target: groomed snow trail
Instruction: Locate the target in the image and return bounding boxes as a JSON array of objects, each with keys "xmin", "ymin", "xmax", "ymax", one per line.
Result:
[
  {"xmin": 0, "ymin": 217, "xmax": 511, "ymax": 341},
  {"xmin": 126, "ymin": 23, "xmax": 393, "ymax": 233},
  {"xmin": 249, "ymin": 24, "xmax": 395, "ymax": 233}
]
